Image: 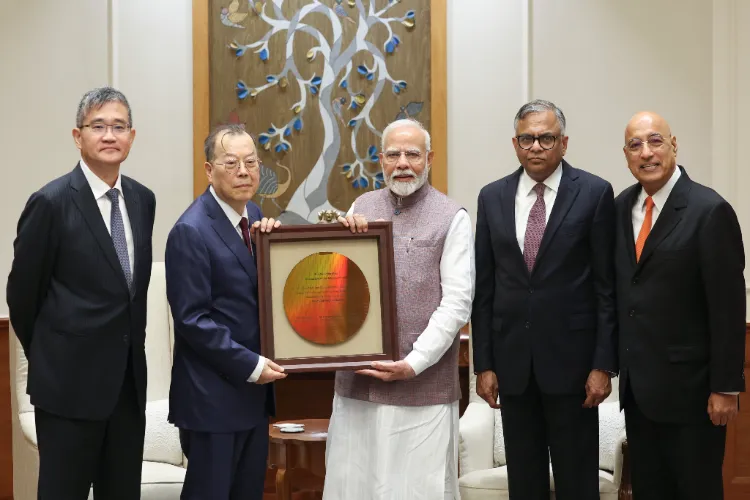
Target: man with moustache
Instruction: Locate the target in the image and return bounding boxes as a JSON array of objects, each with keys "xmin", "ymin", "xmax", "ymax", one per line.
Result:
[
  {"xmin": 165, "ymin": 124, "xmax": 286, "ymax": 499},
  {"xmin": 615, "ymin": 111, "xmax": 745, "ymax": 500},
  {"xmin": 323, "ymin": 118, "xmax": 475, "ymax": 499},
  {"xmin": 472, "ymin": 99, "xmax": 617, "ymax": 500},
  {"xmin": 7, "ymin": 87, "xmax": 155, "ymax": 499}
]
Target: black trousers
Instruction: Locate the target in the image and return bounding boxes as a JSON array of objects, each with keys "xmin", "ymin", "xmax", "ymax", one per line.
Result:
[
  {"xmin": 500, "ymin": 371, "xmax": 599, "ymax": 500},
  {"xmin": 35, "ymin": 353, "xmax": 145, "ymax": 500},
  {"xmin": 623, "ymin": 385, "xmax": 726, "ymax": 500},
  {"xmin": 179, "ymin": 420, "xmax": 269, "ymax": 500}
]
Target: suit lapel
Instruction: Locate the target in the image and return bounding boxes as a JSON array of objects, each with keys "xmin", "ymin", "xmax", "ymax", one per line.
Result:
[
  {"xmin": 122, "ymin": 177, "xmax": 141, "ymax": 294},
  {"xmin": 501, "ymin": 169, "xmax": 527, "ymax": 274},
  {"xmin": 69, "ymin": 164, "xmax": 130, "ymax": 293},
  {"xmin": 533, "ymin": 162, "xmax": 580, "ymax": 270},
  {"xmin": 202, "ymin": 191, "xmax": 257, "ymax": 281},
  {"xmin": 621, "ymin": 185, "xmax": 640, "ymax": 266},
  {"xmin": 635, "ymin": 171, "xmax": 689, "ymax": 272}
]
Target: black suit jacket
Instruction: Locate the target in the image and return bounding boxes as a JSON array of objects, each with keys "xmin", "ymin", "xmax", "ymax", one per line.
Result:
[
  {"xmin": 7, "ymin": 164, "xmax": 156, "ymax": 420},
  {"xmin": 615, "ymin": 166, "xmax": 745, "ymax": 423},
  {"xmin": 472, "ymin": 160, "xmax": 617, "ymax": 396}
]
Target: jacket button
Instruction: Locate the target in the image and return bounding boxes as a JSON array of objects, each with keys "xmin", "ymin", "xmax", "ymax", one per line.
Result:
[
  {"xmin": 632, "ymin": 278, "xmax": 638, "ymax": 285},
  {"xmin": 525, "ymin": 321, "xmax": 530, "ymax": 329},
  {"xmin": 628, "ymin": 310, "xmax": 635, "ymax": 317},
  {"xmin": 123, "ymin": 334, "xmax": 129, "ymax": 343},
  {"xmin": 528, "ymin": 288, "xmax": 534, "ymax": 294}
]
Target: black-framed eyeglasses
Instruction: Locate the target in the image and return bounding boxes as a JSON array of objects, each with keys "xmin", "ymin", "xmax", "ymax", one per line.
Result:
[
  {"xmin": 626, "ymin": 134, "xmax": 670, "ymax": 155},
  {"xmin": 213, "ymin": 157, "xmax": 260, "ymax": 174},
  {"xmin": 80, "ymin": 122, "xmax": 131, "ymax": 136},
  {"xmin": 516, "ymin": 134, "xmax": 558, "ymax": 151}
]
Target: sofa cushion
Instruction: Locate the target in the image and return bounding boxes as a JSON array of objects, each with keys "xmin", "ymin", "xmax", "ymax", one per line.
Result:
[
  {"xmin": 141, "ymin": 461, "xmax": 186, "ymax": 484},
  {"xmin": 88, "ymin": 462, "xmax": 186, "ymax": 500},
  {"xmin": 459, "ymin": 465, "xmax": 617, "ymax": 493},
  {"xmin": 492, "ymin": 402, "xmax": 625, "ymax": 472},
  {"xmin": 598, "ymin": 401, "xmax": 625, "ymax": 472},
  {"xmin": 21, "ymin": 400, "xmax": 183, "ymax": 467},
  {"xmin": 144, "ymin": 399, "xmax": 183, "ymax": 466},
  {"xmin": 492, "ymin": 409, "xmax": 506, "ymax": 467}
]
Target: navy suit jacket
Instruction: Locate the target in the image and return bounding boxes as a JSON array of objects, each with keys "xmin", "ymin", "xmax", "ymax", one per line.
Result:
[
  {"xmin": 472, "ymin": 161, "xmax": 618, "ymax": 396},
  {"xmin": 166, "ymin": 189, "xmax": 274, "ymax": 432}
]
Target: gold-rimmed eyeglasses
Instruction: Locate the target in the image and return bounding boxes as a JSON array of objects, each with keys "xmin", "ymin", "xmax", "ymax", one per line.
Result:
[
  {"xmin": 382, "ymin": 150, "xmax": 425, "ymax": 164},
  {"xmin": 626, "ymin": 134, "xmax": 671, "ymax": 155},
  {"xmin": 213, "ymin": 157, "xmax": 260, "ymax": 174}
]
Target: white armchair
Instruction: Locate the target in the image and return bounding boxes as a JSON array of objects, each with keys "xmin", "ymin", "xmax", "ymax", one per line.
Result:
[
  {"xmin": 458, "ymin": 333, "xmax": 630, "ymax": 500},
  {"xmin": 9, "ymin": 262, "xmax": 186, "ymax": 500}
]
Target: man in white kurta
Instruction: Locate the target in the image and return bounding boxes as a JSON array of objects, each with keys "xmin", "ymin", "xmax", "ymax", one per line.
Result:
[{"xmin": 323, "ymin": 119, "xmax": 475, "ymax": 500}]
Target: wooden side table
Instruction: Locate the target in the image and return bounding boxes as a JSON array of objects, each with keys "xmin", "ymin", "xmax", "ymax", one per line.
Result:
[{"xmin": 268, "ymin": 419, "xmax": 329, "ymax": 500}]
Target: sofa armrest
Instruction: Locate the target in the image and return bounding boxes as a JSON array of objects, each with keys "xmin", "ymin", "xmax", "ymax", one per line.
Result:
[{"xmin": 458, "ymin": 401, "xmax": 496, "ymax": 475}]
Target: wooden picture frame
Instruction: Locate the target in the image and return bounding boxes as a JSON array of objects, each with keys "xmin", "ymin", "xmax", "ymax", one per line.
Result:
[
  {"xmin": 192, "ymin": 0, "xmax": 448, "ymax": 199},
  {"xmin": 256, "ymin": 221, "xmax": 398, "ymax": 372}
]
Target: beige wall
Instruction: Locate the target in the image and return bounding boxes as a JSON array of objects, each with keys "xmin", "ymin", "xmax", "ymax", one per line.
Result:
[
  {"xmin": 0, "ymin": 0, "xmax": 193, "ymax": 317},
  {"xmin": 1, "ymin": 0, "xmax": 748, "ymax": 317}
]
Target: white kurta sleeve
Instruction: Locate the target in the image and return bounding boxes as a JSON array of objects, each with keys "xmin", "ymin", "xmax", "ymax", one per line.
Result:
[{"xmin": 404, "ymin": 209, "xmax": 476, "ymax": 375}]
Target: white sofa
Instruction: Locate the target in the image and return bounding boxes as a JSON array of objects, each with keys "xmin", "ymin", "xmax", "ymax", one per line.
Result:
[
  {"xmin": 458, "ymin": 334, "xmax": 628, "ymax": 500},
  {"xmin": 9, "ymin": 262, "xmax": 186, "ymax": 500}
]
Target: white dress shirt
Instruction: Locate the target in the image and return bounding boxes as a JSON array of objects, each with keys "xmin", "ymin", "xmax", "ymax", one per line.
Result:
[
  {"xmin": 515, "ymin": 163, "xmax": 563, "ymax": 251},
  {"xmin": 348, "ymin": 203, "xmax": 476, "ymax": 375},
  {"xmin": 631, "ymin": 165, "xmax": 681, "ymax": 240},
  {"xmin": 209, "ymin": 186, "xmax": 266, "ymax": 383},
  {"xmin": 630, "ymin": 168, "xmax": 737, "ymax": 396},
  {"xmin": 80, "ymin": 159, "xmax": 134, "ymax": 275}
]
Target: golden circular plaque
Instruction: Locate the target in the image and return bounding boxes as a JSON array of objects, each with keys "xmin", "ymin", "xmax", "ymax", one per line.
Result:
[{"xmin": 283, "ymin": 252, "xmax": 370, "ymax": 345}]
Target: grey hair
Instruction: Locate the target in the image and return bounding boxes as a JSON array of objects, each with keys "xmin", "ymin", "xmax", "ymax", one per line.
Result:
[
  {"xmin": 381, "ymin": 118, "xmax": 431, "ymax": 152},
  {"xmin": 204, "ymin": 124, "xmax": 249, "ymax": 162},
  {"xmin": 513, "ymin": 99, "xmax": 566, "ymax": 135},
  {"xmin": 75, "ymin": 87, "xmax": 132, "ymax": 128}
]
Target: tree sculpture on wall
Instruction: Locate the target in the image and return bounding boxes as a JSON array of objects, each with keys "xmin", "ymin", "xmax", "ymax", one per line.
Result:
[{"xmin": 226, "ymin": 0, "xmax": 421, "ymax": 222}]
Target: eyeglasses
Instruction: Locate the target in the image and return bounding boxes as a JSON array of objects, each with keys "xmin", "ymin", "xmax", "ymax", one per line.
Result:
[
  {"xmin": 383, "ymin": 150, "xmax": 424, "ymax": 164},
  {"xmin": 626, "ymin": 134, "xmax": 671, "ymax": 154},
  {"xmin": 80, "ymin": 122, "xmax": 131, "ymax": 136},
  {"xmin": 516, "ymin": 134, "xmax": 558, "ymax": 151},
  {"xmin": 213, "ymin": 157, "xmax": 260, "ymax": 174}
]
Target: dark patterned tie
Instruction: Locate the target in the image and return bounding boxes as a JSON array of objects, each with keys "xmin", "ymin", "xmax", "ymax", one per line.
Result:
[
  {"xmin": 106, "ymin": 189, "xmax": 133, "ymax": 291},
  {"xmin": 239, "ymin": 217, "xmax": 254, "ymax": 256},
  {"xmin": 523, "ymin": 183, "xmax": 546, "ymax": 272}
]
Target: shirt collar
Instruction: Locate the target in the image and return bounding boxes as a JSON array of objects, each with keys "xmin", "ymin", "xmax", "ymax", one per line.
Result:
[
  {"xmin": 80, "ymin": 158, "xmax": 123, "ymax": 200},
  {"xmin": 635, "ymin": 165, "xmax": 681, "ymax": 211},
  {"xmin": 519, "ymin": 162, "xmax": 563, "ymax": 195},
  {"xmin": 209, "ymin": 185, "xmax": 248, "ymax": 228}
]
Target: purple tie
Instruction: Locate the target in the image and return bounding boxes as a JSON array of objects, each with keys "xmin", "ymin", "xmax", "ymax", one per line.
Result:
[{"xmin": 523, "ymin": 183, "xmax": 546, "ymax": 272}]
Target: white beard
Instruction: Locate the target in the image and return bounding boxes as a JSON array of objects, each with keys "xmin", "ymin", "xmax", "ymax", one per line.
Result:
[{"xmin": 386, "ymin": 166, "xmax": 430, "ymax": 197}]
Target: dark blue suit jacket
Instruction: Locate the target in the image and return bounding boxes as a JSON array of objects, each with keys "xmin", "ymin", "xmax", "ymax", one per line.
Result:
[
  {"xmin": 166, "ymin": 189, "xmax": 273, "ymax": 432},
  {"xmin": 472, "ymin": 161, "xmax": 618, "ymax": 396}
]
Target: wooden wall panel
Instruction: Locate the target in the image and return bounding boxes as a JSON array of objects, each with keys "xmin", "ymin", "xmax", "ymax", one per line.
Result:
[{"xmin": 724, "ymin": 323, "xmax": 750, "ymax": 500}]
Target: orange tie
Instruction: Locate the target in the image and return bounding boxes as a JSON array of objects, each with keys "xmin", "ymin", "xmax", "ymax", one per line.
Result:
[{"xmin": 635, "ymin": 196, "xmax": 654, "ymax": 262}]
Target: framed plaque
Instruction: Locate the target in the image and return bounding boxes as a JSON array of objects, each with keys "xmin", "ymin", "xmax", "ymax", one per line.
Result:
[{"xmin": 257, "ymin": 221, "xmax": 398, "ymax": 372}]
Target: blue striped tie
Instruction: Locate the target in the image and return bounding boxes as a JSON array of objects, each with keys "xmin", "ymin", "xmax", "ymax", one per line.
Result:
[{"xmin": 106, "ymin": 189, "xmax": 133, "ymax": 291}]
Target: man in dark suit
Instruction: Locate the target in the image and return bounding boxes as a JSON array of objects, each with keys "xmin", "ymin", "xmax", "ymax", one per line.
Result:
[
  {"xmin": 616, "ymin": 111, "xmax": 746, "ymax": 500},
  {"xmin": 7, "ymin": 87, "xmax": 156, "ymax": 499},
  {"xmin": 472, "ymin": 99, "xmax": 617, "ymax": 500},
  {"xmin": 166, "ymin": 124, "xmax": 286, "ymax": 500}
]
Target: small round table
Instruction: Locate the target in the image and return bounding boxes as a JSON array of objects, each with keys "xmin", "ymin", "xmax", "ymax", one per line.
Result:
[{"xmin": 268, "ymin": 419, "xmax": 329, "ymax": 500}]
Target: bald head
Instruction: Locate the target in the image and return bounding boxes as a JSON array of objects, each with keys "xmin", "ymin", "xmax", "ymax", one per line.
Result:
[
  {"xmin": 625, "ymin": 111, "xmax": 672, "ymax": 142},
  {"xmin": 623, "ymin": 111, "xmax": 678, "ymax": 195}
]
